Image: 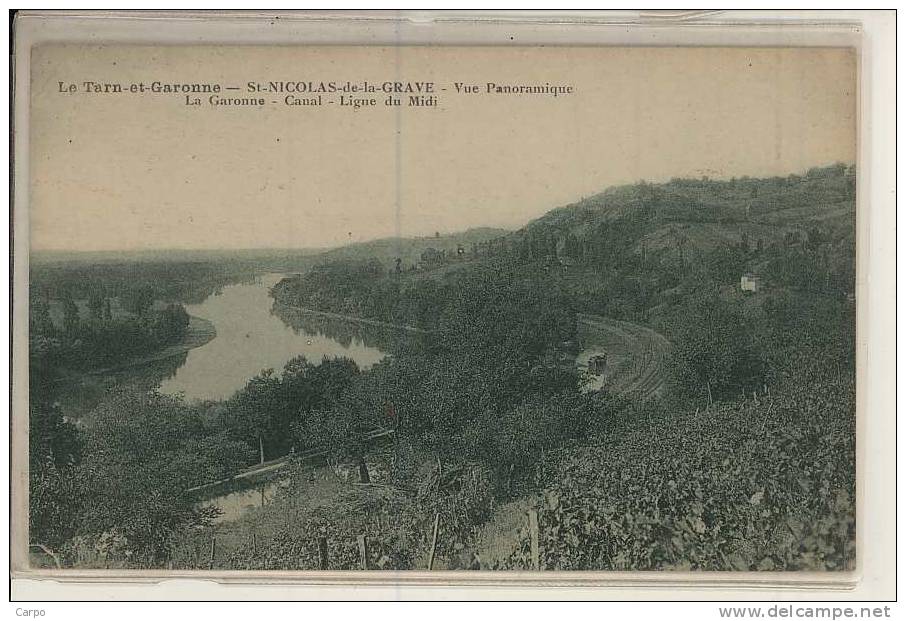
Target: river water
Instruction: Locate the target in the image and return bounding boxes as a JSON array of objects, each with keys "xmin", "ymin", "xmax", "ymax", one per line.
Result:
[{"xmin": 158, "ymin": 273, "xmax": 387, "ymax": 401}]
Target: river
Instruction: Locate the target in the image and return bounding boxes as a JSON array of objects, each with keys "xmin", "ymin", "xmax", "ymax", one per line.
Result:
[
  {"xmin": 158, "ymin": 273, "xmax": 387, "ymax": 401},
  {"xmin": 39, "ymin": 272, "xmax": 392, "ymax": 522},
  {"xmin": 48, "ymin": 273, "xmax": 389, "ymax": 419}
]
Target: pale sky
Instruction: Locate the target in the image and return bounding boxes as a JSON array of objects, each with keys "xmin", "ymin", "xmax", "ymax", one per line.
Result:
[{"xmin": 29, "ymin": 45, "xmax": 856, "ymax": 252}]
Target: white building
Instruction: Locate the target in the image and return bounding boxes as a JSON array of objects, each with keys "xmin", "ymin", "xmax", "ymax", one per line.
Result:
[{"xmin": 740, "ymin": 273, "xmax": 762, "ymax": 293}]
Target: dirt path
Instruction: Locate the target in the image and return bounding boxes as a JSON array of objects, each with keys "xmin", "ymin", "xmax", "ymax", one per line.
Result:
[{"xmin": 576, "ymin": 313, "xmax": 670, "ymax": 400}]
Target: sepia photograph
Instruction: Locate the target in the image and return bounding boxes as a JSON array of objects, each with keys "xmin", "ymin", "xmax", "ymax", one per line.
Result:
[{"xmin": 18, "ymin": 38, "xmax": 861, "ymax": 577}]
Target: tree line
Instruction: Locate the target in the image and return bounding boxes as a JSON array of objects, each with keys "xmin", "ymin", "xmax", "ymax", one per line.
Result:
[{"xmin": 30, "ymin": 287, "xmax": 191, "ymax": 374}]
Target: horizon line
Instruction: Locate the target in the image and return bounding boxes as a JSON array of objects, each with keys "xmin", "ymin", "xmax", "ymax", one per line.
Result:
[
  {"xmin": 30, "ymin": 225, "xmax": 514, "ymax": 257},
  {"xmin": 28, "ymin": 162, "xmax": 853, "ymax": 256}
]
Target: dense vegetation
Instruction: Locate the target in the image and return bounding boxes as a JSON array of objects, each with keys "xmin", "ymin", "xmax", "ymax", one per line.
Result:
[
  {"xmin": 28, "ymin": 165, "xmax": 856, "ymax": 571},
  {"xmin": 305, "ymin": 227, "xmax": 508, "ymax": 270},
  {"xmin": 30, "ymin": 293, "xmax": 190, "ymax": 373},
  {"xmin": 501, "ymin": 299, "xmax": 855, "ymax": 571},
  {"xmin": 502, "ymin": 375, "xmax": 855, "ymax": 571},
  {"xmin": 28, "ymin": 259, "xmax": 264, "ymax": 403},
  {"xmin": 30, "ymin": 259, "xmax": 260, "ymax": 305}
]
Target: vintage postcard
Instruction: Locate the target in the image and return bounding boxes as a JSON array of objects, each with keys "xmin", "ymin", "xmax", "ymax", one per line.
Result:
[{"xmin": 15, "ymin": 29, "xmax": 860, "ymax": 580}]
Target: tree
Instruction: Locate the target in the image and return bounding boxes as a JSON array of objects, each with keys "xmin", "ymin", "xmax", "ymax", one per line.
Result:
[
  {"xmin": 704, "ymin": 244, "xmax": 748, "ymax": 284},
  {"xmin": 668, "ymin": 293, "xmax": 764, "ymax": 405},
  {"xmin": 304, "ymin": 405, "xmax": 373, "ymax": 482},
  {"xmin": 30, "ymin": 400, "xmax": 81, "ymax": 469},
  {"xmin": 150, "ymin": 304, "xmax": 190, "ymax": 345},
  {"xmin": 221, "ymin": 356, "xmax": 361, "ymax": 465},
  {"xmin": 226, "ymin": 369, "xmax": 283, "ymax": 464},
  {"xmin": 464, "ymin": 392, "xmax": 593, "ymax": 490},
  {"xmin": 29, "ymin": 399, "xmax": 83, "ymax": 551},
  {"xmin": 30, "ymin": 460, "xmax": 83, "ymax": 554},
  {"xmin": 30, "ymin": 294, "xmax": 56, "ymax": 337},
  {"xmin": 87, "ymin": 288, "xmax": 106, "ymax": 322},
  {"xmin": 76, "ymin": 390, "xmax": 235, "ymax": 564},
  {"xmin": 121, "ymin": 284, "xmax": 155, "ymax": 317},
  {"xmin": 61, "ymin": 294, "xmax": 80, "ymax": 337}
]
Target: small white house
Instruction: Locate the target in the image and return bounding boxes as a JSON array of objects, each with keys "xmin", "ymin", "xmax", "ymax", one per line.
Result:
[{"xmin": 740, "ymin": 274, "xmax": 763, "ymax": 293}]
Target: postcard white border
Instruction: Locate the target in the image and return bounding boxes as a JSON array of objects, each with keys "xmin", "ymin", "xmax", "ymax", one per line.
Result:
[{"xmin": 8, "ymin": 9, "xmax": 896, "ymax": 601}]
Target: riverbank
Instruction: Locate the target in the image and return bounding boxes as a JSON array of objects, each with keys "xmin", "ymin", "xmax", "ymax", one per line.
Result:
[
  {"xmin": 45, "ymin": 314, "xmax": 218, "ymax": 419},
  {"xmin": 273, "ymin": 303, "xmax": 435, "ymax": 334},
  {"xmin": 82, "ymin": 314, "xmax": 216, "ymax": 377}
]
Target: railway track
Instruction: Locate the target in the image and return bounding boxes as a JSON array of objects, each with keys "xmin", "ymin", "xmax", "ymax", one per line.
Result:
[{"xmin": 576, "ymin": 313, "xmax": 670, "ymax": 400}]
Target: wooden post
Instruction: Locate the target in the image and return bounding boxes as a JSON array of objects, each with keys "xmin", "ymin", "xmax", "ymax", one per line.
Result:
[
  {"xmin": 209, "ymin": 536, "xmax": 217, "ymax": 570},
  {"xmin": 260, "ymin": 484, "xmax": 266, "ymax": 507},
  {"xmin": 528, "ymin": 510, "xmax": 540, "ymax": 571},
  {"xmin": 427, "ymin": 513, "xmax": 441, "ymax": 570},
  {"xmin": 357, "ymin": 534, "xmax": 368, "ymax": 570},
  {"xmin": 318, "ymin": 536, "xmax": 329, "ymax": 570},
  {"xmin": 252, "ymin": 533, "xmax": 257, "ymax": 555},
  {"xmin": 358, "ymin": 457, "xmax": 371, "ymax": 484}
]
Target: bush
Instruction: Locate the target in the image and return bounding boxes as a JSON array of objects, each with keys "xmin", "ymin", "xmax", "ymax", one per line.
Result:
[{"xmin": 498, "ymin": 371, "xmax": 855, "ymax": 571}]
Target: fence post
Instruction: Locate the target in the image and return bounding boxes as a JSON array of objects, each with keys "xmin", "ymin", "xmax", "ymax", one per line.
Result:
[
  {"xmin": 318, "ymin": 536, "xmax": 329, "ymax": 570},
  {"xmin": 528, "ymin": 510, "xmax": 540, "ymax": 571},
  {"xmin": 208, "ymin": 536, "xmax": 217, "ymax": 570},
  {"xmin": 427, "ymin": 513, "xmax": 441, "ymax": 570},
  {"xmin": 357, "ymin": 534, "xmax": 369, "ymax": 570}
]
